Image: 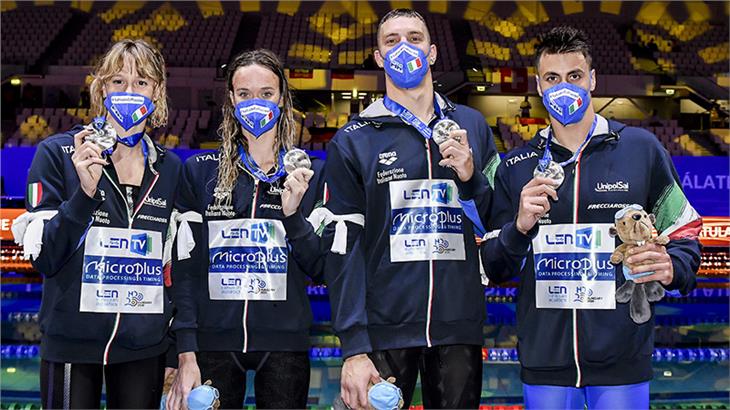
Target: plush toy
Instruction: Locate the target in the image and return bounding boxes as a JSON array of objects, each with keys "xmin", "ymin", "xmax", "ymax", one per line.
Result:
[{"xmin": 609, "ymin": 204, "xmax": 669, "ymax": 324}]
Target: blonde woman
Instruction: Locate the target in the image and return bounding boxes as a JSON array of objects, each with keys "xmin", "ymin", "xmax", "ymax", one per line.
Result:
[
  {"xmin": 21, "ymin": 39, "xmax": 181, "ymax": 408},
  {"xmin": 167, "ymin": 49, "xmax": 325, "ymax": 409}
]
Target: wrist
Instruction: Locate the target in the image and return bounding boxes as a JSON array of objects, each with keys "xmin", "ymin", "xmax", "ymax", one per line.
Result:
[
  {"xmin": 178, "ymin": 352, "xmax": 196, "ymax": 364},
  {"xmin": 82, "ymin": 186, "xmax": 97, "ymax": 199},
  {"xmin": 515, "ymin": 220, "xmax": 529, "ymax": 235},
  {"xmin": 345, "ymin": 353, "xmax": 369, "ymax": 363}
]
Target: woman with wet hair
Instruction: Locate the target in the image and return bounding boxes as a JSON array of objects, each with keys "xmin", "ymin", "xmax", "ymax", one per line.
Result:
[{"xmin": 166, "ymin": 49, "xmax": 325, "ymax": 409}]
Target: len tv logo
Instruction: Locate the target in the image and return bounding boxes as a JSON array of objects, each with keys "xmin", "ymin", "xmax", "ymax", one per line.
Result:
[
  {"xmin": 130, "ymin": 233, "xmax": 152, "ymax": 256},
  {"xmin": 100, "ymin": 233, "xmax": 152, "ymax": 256},
  {"xmin": 221, "ymin": 222, "xmax": 275, "ymax": 243},
  {"xmin": 545, "ymin": 227, "xmax": 601, "ymax": 250},
  {"xmin": 403, "ymin": 182, "xmax": 453, "ymax": 205}
]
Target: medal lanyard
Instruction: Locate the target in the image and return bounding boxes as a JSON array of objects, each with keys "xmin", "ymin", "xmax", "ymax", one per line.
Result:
[
  {"xmin": 238, "ymin": 144, "xmax": 286, "ymax": 183},
  {"xmin": 537, "ymin": 116, "xmax": 597, "ymax": 172},
  {"xmin": 93, "ymin": 116, "xmax": 148, "ymax": 161},
  {"xmin": 383, "ymin": 95, "xmax": 444, "ymax": 140}
]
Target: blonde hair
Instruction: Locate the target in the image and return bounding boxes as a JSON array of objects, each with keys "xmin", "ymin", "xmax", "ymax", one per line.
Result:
[
  {"xmin": 89, "ymin": 39, "xmax": 168, "ymax": 128},
  {"xmin": 215, "ymin": 49, "xmax": 296, "ymax": 206}
]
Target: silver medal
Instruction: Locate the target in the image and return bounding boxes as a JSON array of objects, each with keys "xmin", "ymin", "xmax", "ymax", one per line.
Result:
[
  {"xmin": 283, "ymin": 148, "xmax": 311, "ymax": 173},
  {"xmin": 432, "ymin": 119, "xmax": 460, "ymax": 145},
  {"xmin": 85, "ymin": 120, "xmax": 117, "ymax": 153},
  {"xmin": 533, "ymin": 160, "xmax": 565, "ymax": 188}
]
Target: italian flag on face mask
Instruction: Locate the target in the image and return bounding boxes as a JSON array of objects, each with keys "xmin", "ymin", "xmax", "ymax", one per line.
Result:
[
  {"xmin": 132, "ymin": 105, "xmax": 148, "ymax": 122},
  {"xmin": 259, "ymin": 110, "xmax": 275, "ymax": 128},
  {"xmin": 407, "ymin": 57, "xmax": 423, "ymax": 73},
  {"xmin": 568, "ymin": 97, "xmax": 583, "ymax": 115}
]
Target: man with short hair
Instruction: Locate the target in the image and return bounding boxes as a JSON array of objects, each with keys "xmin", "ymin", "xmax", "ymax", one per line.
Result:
[
  {"xmin": 322, "ymin": 8, "xmax": 500, "ymax": 409},
  {"xmin": 481, "ymin": 26, "xmax": 702, "ymax": 409}
]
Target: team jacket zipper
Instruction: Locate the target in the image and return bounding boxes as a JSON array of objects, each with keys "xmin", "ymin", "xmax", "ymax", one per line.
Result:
[
  {"xmin": 100, "ymin": 157, "xmax": 160, "ymax": 365},
  {"xmin": 242, "ymin": 179, "xmax": 260, "ymax": 353}
]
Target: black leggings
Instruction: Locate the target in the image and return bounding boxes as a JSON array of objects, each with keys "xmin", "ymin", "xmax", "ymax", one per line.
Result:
[
  {"xmin": 40, "ymin": 354, "xmax": 165, "ymax": 409},
  {"xmin": 368, "ymin": 344, "xmax": 483, "ymax": 409},
  {"xmin": 197, "ymin": 350, "xmax": 310, "ymax": 409}
]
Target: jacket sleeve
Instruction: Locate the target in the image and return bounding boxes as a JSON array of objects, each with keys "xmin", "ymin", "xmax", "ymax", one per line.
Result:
[
  {"xmin": 321, "ymin": 137, "xmax": 372, "ymax": 359},
  {"xmin": 29, "ymin": 140, "xmax": 103, "ymax": 277},
  {"xmin": 648, "ymin": 145, "xmax": 702, "ymax": 295},
  {"xmin": 169, "ymin": 160, "xmax": 205, "ymax": 354},
  {"xmin": 455, "ymin": 118, "xmax": 500, "ymax": 235},
  {"xmin": 480, "ymin": 160, "xmax": 537, "ymax": 284},
  {"xmin": 281, "ymin": 159, "xmax": 328, "ymax": 284}
]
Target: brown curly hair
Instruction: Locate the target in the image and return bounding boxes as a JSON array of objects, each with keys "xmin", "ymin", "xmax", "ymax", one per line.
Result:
[{"xmin": 214, "ymin": 49, "xmax": 296, "ymax": 206}]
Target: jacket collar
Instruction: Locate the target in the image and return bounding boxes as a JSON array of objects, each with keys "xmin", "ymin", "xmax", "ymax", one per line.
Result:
[
  {"xmin": 357, "ymin": 92, "xmax": 455, "ymax": 121},
  {"xmin": 531, "ymin": 114, "xmax": 615, "ymax": 151}
]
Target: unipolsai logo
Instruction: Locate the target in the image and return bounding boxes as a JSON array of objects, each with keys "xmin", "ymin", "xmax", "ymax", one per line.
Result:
[
  {"xmin": 595, "ymin": 181, "xmax": 629, "ymax": 192},
  {"xmin": 221, "ymin": 222, "xmax": 275, "ymax": 243}
]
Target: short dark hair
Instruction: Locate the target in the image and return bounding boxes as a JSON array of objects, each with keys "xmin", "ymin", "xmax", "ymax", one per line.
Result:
[
  {"xmin": 535, "ymin": 26, "xmax": 592, "ymax": 70},
  {"xmin": 377, "ymin": 8, "xmax": 430, "ymax": 45}
]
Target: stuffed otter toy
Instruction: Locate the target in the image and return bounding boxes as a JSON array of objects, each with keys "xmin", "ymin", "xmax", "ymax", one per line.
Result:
[{"xmin": 609, "ymin": 204, "xmax": 669, "ymax": 324}]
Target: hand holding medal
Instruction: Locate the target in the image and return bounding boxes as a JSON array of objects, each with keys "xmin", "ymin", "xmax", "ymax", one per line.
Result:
[
  {"xmin": 533, "ymin": 158, "xmax": 565, "ymax": 188},
  {"xmin": 435, "ymin": 119, "xmax": 474, "ymax": 182},
  {"xmin": 72, "ymin": 120, "xmax": 109, "ymax": 198},
  {"xmin": 84, "ymin": 117, "xmax": 117, "ymax": 155},
  {"xmin": 516, "ymin": 177, "xmax": 559, "ymax": 235},
  {"xmin": 283, "ymin": 148, "xmax": 312, "ymax": 174},
  {"xmin": 282, "ymin": 148, "xmax": 314, "ymax": 217}
]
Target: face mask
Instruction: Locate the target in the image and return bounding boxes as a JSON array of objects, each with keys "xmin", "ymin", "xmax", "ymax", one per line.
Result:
[
  {"xmin": 233, "ymin": 98, "xmax": 281, "ymax": 138},
  {"xmin": 541, "ymin": 81, "xmax": 591, "ymax": 126},
  {"xmin": 104, "ymin": 92, "xmax": 155, "ymax": 131},
  {"xmin": 116, "ymin": 131, "xmax": 145, "ymax": 147},
  {"xmin": 368, "ymin": 381, "xmax": 403, "ymax": 410},
  {"xmin": 382, "ymin": 41, "xmax": 430, "ymax": 89}
]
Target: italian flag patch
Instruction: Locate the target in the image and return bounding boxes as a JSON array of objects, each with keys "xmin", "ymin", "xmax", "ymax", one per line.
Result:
[
  {"xmin": 568, "ymin": 97, "xmax": 583, "ymax": 114},
  {"xmin": 131, "ymin": 105, "xmax": 148, "ymax": 122},
  {"xmin": 407, "ymin": 57, "xmax": 422, "ymax": 73},
  {"xmin": 259, "ymin": 110, "xmax": 275, "ymax": 128},
  {"xmin": 28, "ymin": 182, "xmax": 43, "ymax": 208}
]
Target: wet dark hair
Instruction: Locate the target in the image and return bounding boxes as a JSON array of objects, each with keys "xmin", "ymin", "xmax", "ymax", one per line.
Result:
[{"xmin": 535, "ymin": 26, "xmax": 592, "ymax": 70}]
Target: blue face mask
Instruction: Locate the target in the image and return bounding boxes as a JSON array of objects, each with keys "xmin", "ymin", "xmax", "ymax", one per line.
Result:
[
  {"xmin": 541, "ymin": 81, "xmax": 591, "ymax": 126},
  {"xmin": 383, "ymin": 41, "xmax": 430, "ymax": 89},
  {"xmin": 368, "ymin": 381, "xmax": 403, "ymax": 410},
  {"xmin": 104, "ymin": 92, "xmax": 155, "ymax": 132},
  {"xmin": 160, "ymin": 384, "xmax": 219, "ymax": 410},
  {"xmin": 234, "ymin": 98, "xmax": 281, "ymax": 138}
]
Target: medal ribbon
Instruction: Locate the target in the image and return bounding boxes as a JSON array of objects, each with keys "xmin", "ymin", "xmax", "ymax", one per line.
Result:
[
  {"xmin": 383, "ymin": 94, "xmax": 445, "ymax": 140},
  {"xmin": 238, "ymin": 144, "xmax": 287, "ymax": 183},
  {"xmin": 537, "ymin": 116, "xmax": 598, "ymax": 172}
]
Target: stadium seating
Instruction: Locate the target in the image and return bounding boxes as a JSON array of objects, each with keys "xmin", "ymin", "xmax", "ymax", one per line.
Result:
[
  {"xmin": 4, "ymin": 108, "xmax": 213, "ymax": 149},
  {"xmin": 1, "ymin": 2, "xmax": 727, "ymax": 154},
  {"xmin": 1, "ymin": 6, "xmax": 72, "ymax": 67}
]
